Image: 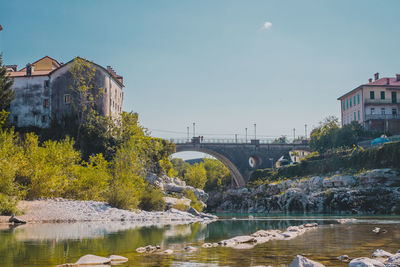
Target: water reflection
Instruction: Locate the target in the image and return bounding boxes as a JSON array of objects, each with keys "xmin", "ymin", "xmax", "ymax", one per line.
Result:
[{"xmin": 0, "ymin": 217, "xmax": 399, "ymax": 267}]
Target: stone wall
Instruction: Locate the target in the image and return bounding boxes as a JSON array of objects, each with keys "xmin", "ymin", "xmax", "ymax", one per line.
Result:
[{"xmin": 208, "ymin": 169, "xmax": 400, "ymax": 214}]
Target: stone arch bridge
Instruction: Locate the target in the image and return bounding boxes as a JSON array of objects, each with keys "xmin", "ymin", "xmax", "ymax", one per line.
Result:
[{"xmin": 173, "ymin": 138, "xmax": 309, "ymax": 188}]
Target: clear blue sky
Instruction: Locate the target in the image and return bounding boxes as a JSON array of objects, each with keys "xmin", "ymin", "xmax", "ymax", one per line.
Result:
[{"xmin": 1, "ymin": 0, "xmax": 400, "ymax": 143}]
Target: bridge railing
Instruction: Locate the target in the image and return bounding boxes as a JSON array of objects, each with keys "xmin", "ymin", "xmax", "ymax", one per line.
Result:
[{"xmin": 170, "ymin": 138, "xmax": 302, "ymax": 145}]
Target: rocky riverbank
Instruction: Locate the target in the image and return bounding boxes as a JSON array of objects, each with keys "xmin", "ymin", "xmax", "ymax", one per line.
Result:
[
  {"xmin": 0, "ymin": 198, "xmax": 217, "ymax": 224},
  {"xmin": 208, "ymin": 168, "xmax": 400, "ymax": 214}
]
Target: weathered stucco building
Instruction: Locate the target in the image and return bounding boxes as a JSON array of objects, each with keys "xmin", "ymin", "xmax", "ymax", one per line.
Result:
[{"xmin": 7, "ymin": 56, "xmax": 124, "ymax": 128}]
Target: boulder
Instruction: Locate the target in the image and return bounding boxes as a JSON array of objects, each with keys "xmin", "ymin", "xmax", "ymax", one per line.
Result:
[
  {"xmin": 348, "ymin": 257, "xmax": 385, "ymax": 267},
  {"xmin": 387, "ymin": 253, "xmax": 400, "ymax": 265},
  {"xmin": 220, "ymin": 235, "xmax": 256, "ymax": 245},
  {"xmin": 337, "ymin": 255, "xmax": 350, "ymax": 261},
  {"xmin": 163, "ymin": 196, "xmax": 191, "ymax": 210},
  {"xmin": 289, "ymin": 255, "xmax": 325, "ymax": 267},
  {"xmin": 108, "ymin": 255, "xmax": 128, "ymax": 262},
  {"xmin": 371, "ymin": 249, "xmax": 393, "ymax": 258},
  {"xmin": 75, "ymin": 254, "xmax": 111, "ymax": 265},
  {"xmin": 202, "ymin": 243, "xmax": 213, "ymax": 248},
  {"xmin": 157, "ymin": 249, "xmax": 174, "ymax": 255},
  {"xmin": 184, "ymin": 246, "xmax": 197, "ymax": 252}
]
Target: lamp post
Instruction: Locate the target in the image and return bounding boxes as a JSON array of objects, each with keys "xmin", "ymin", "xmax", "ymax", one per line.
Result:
[
  {"xmin": 187, "ymin": 126, "xmax": 189, "ymax": 142},
  {"xmin": 193, "ymin": 123, "xmax": 195, "ymax": 137},
  {"xmin": 305, "ymin": 124, "xmax": 307, "ymax": 139},
  {"xmin": 254, "ymin": 123, "xmax": 257, "ymax": 140},
  {"xmin": 293, "ymin": 128, "xmax": 296, "ymax": 142},
  {"xmin": 245, "ymin": 128, "xmax": 248, "ymax": 143}
]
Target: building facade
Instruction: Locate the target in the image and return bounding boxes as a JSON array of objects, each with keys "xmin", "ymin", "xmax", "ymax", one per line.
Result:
[
  {"xmin": 6, "ymin": 56, "xmax": 124, "ymax": 128},
  {"xmin": 338, "ymin": 73, "xmax": 400, "ymax": 134}
]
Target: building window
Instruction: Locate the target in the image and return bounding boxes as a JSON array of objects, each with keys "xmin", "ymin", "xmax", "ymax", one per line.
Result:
[
  {"xmin": 346, "ymin": 99, "xmax": 349, "ymax": 109},
  {"xmin": 347, "ymin": 116, "xmax": 349, "ymax": 123},
  {"xmin": 381, "ymin": 91, "xmax": 385, "ymax": 100},
  {"xmin": 13, "ymin": 115, "xmax": 18, "ymax": 123},
  {"xmin": 357, "ymin": 94, "xmax": 360, "ymax": 104},
  {"xmin": 371, "ymin": 108, "xmax": 375, "ymax": 115},
  {"xmin": 358, "ymin": 110, "xmax": 360, "ymax": 120},
  {"xmin": 64, "ymin": 94, "xmax": 71, "ymax": 104},
  {"xmin": 343, "ymin": 101, "xmax": 345, "ymax": 111},
  {"xmin": 381, "ymin": 108, "xmax": 385, "ymax": 115},
  {"xmin": 392, "ymin": 92, "xmax": 397, "ymax": 104},
  {"xmin": 370, "ymin": 91, "xmax": 375, "ymax": 99},
  {"xmin": 393, "ymin": 109, "xmax": 397, "ymax": 115},
  {"xmin": 354, "ymin": 112, "xmax": 356, "ymax": 121},
  {"xmin": 350, "ymin": 98, "xmax": 352, "ymax": 107},
  {"xmin": 42, "ymin": 115, "xmax": 47, "ymax": 123},
  {"xmin": 43, "ymin": 99, "xmax": 49, "ymax": 108},
  {"xmin": 353, "ymin": 96, "xmax": 356, "ymax": 106}
]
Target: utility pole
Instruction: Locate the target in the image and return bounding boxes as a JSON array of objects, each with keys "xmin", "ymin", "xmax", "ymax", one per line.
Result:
[
  {"xmin": 187, "ymin": 126, "xmax": 189, "ymax": 142},
  {"xmin": 193, "ymin": 123, "xmax": 195, "ymax": 137},
  {"xmin": 245, "ymin": 128, "xmax": 248, "ymax": 143},
  {"xmin": 305, "ymin": 124, "xmax": 308, "ymax": 139},
  {"xmin": 254, "ymin": 123, "xmax": 257, "ymax": 140}
]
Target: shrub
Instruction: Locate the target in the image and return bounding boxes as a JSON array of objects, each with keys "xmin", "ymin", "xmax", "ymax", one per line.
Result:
[
  {"xmin": 139, "ymin": 184, "xmax": 166, "ymax": 211},
  {"xmin": 184, "ymin": 189, "xmax": 204, "ymax": 212},
  {"xmin": 66, "ymin": 154, "xmax": 111, "ymax": 200},
  {"xmin": 183, "ymin": 163, "xmax": 207, "ymax": 189},
  {"xmin": 0, "ymin": 193, "xmax": 18, "ymax": 215}
]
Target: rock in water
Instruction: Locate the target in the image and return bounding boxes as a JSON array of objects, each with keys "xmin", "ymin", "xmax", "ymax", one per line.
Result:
[
  {"xmin": 348, "ymin": 257, "xmax": 385, "ymax": 267},
  {"xmin": 75, "ymin": 254, "xmax": 111, "ymax": 265},
  {"xmin": 184, "ymin": 246, "xmax": 197, "ymax": 252},
  {"xmin": 371, "ymin": 249, "xmax": 393, "ymax": 258},
  {"xmin": 372, "ymin": 227, "xmax": 381, "ymax": 233},
  {"xmin": 9, "ymin": 214, "xmax": 26, "ymax": 224},
  {"xmin": 289, "ymin": 255, "xmax": 325, "ymax": 267},
  {"xmin": 337, "ymin": 255, "xmax": 350, "ymax": 262},
  {"xmin": 387, "ymin": 253, "xmax": 400, "ymax": 265},
  {"xmin": 108, "ymin": 255, "xmax": 128, "ymax": 262}
]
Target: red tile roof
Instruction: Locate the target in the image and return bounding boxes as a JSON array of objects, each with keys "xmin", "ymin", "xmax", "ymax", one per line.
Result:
[
  {"xmin": 338, "ymin": 75, "xmax": 400, "ymax": 100},
  {"xmin": 365, "ymin": 77, "xmax": 400, "ymax": 86}
]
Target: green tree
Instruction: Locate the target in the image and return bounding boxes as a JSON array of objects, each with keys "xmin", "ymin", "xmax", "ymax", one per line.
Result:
[
  {"xmin": 272, "ymin": 135, "xmax": 288, "ymax": 144},
  {"xmin": 68, "ymin": 57, "xmax": 103, "ymax": 144},
  {"xmin": 309, "ymin": 116, "xmax": 340, "ymax": 152},
  {"xmin": 0, "ymin": 55, "xmax": 14, "ymax": 111},
  {"xmin": 183, "ymin": 163, "xmax": 207, "ymax": 189},
  {"xmin": 203, "ymin": 158, "xmax": 231, "ymax": 191},
  {"xmin": 171, "ymin": 158, "xmax": 190, "ymax": 179}
]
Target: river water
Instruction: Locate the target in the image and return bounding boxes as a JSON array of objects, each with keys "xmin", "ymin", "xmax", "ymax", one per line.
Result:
[{"xmin": 1, "ymin": 214, "xmax": 400, "ymax": 266}]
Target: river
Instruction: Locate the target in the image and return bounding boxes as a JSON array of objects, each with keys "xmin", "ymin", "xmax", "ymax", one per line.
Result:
[{"xmin": 1, "ymin": 214, "xmax": 400, "ymax": 266}]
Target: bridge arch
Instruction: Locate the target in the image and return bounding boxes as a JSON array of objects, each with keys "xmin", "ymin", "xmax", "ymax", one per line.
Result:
[{"xmin": 174, "ymin": 146, "xmax": 246, "ymax": 188}]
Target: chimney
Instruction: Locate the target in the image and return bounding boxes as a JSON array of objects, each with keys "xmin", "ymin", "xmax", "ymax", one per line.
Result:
[
  {"xmin": 368, "ymin": 78, "xmax": 372, "ymax": 83},
  {"xmin": 396, "ymin": 74, "xmax": 400, "ymax": 82},
  {"xmin": 26, "ymin": 63, "xmax": 33, "ymax": 76},
  {"xmin": 386, "ymin": 78, "xmax": 390, "ymax": 85},
  {"xmin": 374, "ymin": 72, "xmax": 379, "ymax": 81}
]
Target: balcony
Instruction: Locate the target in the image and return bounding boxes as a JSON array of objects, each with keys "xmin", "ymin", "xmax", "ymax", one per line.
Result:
[
  {"xmin": 365, "ymin": 114, "xmax": 400, "ymax": 120},
  {"xmin": 364, "ymin": 99, "xmax": 396, "ymax": 105}
]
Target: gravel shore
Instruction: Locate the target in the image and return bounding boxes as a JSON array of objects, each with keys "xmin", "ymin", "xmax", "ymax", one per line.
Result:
[{"xmin": 0, "ymin": 199, "xmax": 217, "ymax": 224}]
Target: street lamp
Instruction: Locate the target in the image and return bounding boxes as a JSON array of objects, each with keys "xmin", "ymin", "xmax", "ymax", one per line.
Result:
[
  {"xmin": 245, "ymin": 128, "xmax": 248, "ymax": 143},
  {"xmin": 193, "ymin": 122, "xmax": 195, "ymax": 137},
  {"xmin": 254, "ymin": 123, "xmax": 257, "ymax": 140}
]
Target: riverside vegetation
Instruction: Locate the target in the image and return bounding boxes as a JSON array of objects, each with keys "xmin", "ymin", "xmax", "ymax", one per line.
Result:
[
  {"xmin": 0, "ymin": 56, "xmax": 179, "ymax": 215},
  {"xmin": 0, "ymin": 55, "xmax": 231, "ymax": 217}
]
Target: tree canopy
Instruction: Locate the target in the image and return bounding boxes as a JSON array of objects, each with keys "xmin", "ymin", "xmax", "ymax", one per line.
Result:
[{"xmin": 0, "ymin": 55, "xmax": 14, "ymax": 111}]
